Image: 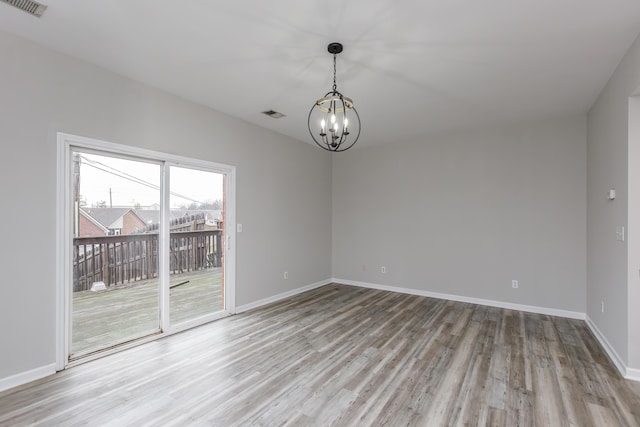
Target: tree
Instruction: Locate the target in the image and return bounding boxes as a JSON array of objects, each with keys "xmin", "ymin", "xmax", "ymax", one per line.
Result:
[
  {"xmin": 94, "ymin": 200, "xmax": 107, "ymax": 208},
  {"xmin": 179, "ymin": 199, "xmax": 222, "ymax": 210}
]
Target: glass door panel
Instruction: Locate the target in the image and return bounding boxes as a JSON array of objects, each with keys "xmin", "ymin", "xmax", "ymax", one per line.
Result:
[
  {"xmin": 168, "ymin": 166, "xmax": 225, "ymax": 326},
  {"xmin": 71, "ymin": 151, "xmax": 161, "ymax": 356}
]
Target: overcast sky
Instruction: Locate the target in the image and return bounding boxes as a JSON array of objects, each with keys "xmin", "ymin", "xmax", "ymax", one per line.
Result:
[{"xmin": 77, "ymin": 152, "xmax": 224, "ymax": 209}]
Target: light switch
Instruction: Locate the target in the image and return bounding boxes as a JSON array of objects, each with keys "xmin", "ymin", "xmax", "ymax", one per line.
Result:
[
  {"xmin": 616, "ymin": 226, "xmax": 625, "ymax": 241},
  {"xmin": 237, "ymin": 224, "xmax": 243, "ymax": 233}
]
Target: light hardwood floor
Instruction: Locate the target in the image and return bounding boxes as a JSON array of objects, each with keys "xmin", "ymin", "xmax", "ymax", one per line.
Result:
[{"xmin": 2, "ymin": 284, "xmax": 640, "ymax": 426}]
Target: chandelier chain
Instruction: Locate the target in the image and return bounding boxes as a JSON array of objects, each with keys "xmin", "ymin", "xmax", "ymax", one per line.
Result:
[{"xmin": 332, "ymin": 54, "xmax": 337, "ymax": 92}]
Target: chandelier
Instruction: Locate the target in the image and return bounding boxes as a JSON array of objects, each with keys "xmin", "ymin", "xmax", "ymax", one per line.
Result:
[{"xmin": 308, "ymin": 42, "xmax": 361, "ymax": 152}]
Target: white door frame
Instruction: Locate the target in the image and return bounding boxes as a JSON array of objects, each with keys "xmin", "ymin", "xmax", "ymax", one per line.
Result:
[{"xmin": 56, "ymin": 132, "xmax": 236, "ymax": 370}]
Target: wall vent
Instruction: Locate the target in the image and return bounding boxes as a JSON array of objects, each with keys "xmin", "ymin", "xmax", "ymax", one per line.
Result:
[
  {"xmin": 262, "ymin": 110, "xmax": 286, "ymax": 119},
  {"xmin": 1, "ymin": 0, "xmax": 48, "ymax": 17}
]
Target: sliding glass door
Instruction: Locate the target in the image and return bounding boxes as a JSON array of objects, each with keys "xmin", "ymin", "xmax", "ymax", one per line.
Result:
[
  {"xmin": 71, "ymin": 151, "xmax": 162, "ymax": 356},
  {"xmin": 168, "ymin": 166, "xmax": 225, "ymax": 326},
  {"xmin": 61, "ymin": 135, "xmax": 235, "ymax": 364}
]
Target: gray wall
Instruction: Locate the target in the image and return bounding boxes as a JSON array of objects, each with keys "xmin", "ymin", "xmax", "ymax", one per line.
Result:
[
  {"xmin": 0, "ymin": 31, "xmax": 332, "ymax": 381},
  {"xmin": 4, "ymin": 19, "xmax": 640, "ymax": 385},
  {"xmin": 332, "ymin": 117, "xmax": 587, "ymax": 313},
  {"xmin": 587, "ymin": 32, "xmax": 640, "ymax": 369}
]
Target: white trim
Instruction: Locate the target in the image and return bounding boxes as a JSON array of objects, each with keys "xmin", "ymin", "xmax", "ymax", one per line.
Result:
[
  {"xmin": 235, "ymin": 279, "xmax": 331, "ymax": 313},
  {"xmin": 57, "ymin": 133, "xmax": 234, "ymax": 173},
  {"xmin": 224, "ymin": 169, "xmax": 237, "ymax": 314},
  {"xmin": 0, "ymin": 364, "xmax": 56, "ymax": 393},
  {"xmin": 159, "ymin": 164, "xmax": 170, "ymax": 330},
  {"xmin": 56, "ymin": 134, "xmax": 71, "ymax": 371},
  {"xmin": 585, "ymin": 316, "xmax": 629, "ymax": 379},
  {"xmin": 626, "ymin": 367, "xmax": 640, "ymax": 382},
  {"xmin": 332, "ymin": 278, "xmax": 586, "ymax": 320}
]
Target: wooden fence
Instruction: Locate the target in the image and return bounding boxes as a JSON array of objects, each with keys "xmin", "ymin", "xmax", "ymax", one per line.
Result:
[{"xmin": 73, "ymin": 230, "xmax": 223, "ymax": 292}]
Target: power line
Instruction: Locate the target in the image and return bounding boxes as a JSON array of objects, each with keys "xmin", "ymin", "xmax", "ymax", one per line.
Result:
[{"xmin": 77, "ymin": 155, "xmax": 209, "ymax": 205}]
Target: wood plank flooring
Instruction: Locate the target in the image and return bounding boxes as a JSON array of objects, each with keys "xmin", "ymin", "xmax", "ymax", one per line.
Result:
[{"xmin": 2, "ymin": 284, "xmax": 640, "ymax": 426}]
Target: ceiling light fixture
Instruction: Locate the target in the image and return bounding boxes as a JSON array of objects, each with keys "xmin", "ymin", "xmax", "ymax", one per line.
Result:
[{"xmin": 308, "ymin": 42, "xmax": 361, "ymax": 152}]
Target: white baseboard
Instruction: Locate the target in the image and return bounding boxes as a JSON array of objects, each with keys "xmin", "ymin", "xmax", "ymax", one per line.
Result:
[
  {"xmin": 235, "ymin": 278, "xmax": 332, "ymax": 313},
  {"xmin": 585, "ymin": 316, "xmax": 635, "ymax": 380},
  {"xmin": 334, "ymin": 279, "xmax": 640, "ymax": 382},
  {"xmin": 626, "ymin": 367, "xmax": 640, "ymax": 382},
  {"xmin": 585, "ymin": 316, "xmax": 628, "ymax": 378},
  {"xmin": 0, "ymin": 363, "xmax": 56, "ymax": 393},
  {"xmin": 333, "ymin": 278, "xmax": 586, "ymax": 320}
]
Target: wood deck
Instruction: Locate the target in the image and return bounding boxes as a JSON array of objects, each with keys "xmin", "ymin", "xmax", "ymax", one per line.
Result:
[
  {"xmin": 3, "ymin": 284, "xmax": 640, "ymax": 425},
  {"xmin": 72, "ymin": 268, "xmax": 223, "ymax": 354}
]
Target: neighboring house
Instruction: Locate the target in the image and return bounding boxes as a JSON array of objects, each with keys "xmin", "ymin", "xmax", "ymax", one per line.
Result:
[
  {"xmin": 181, "ymin": 209, "xmax": 222, "ymax": 230},
  {"xmin": 132, "ymin": 209, "xmax": 162, "ymax": 230},
  {"xmin": 77, "ymin": 209, "xmax": 109, "ymax": 237},
  {"xmin": 133, "ymin": 209, "xmax": 223, "ymax": 232},
  {"xmin": 204, "ymin": 210, "xmax": 223, "ymax": 229},
  {"xmin": 173, "ymin": 209, "xmax": 223, "ymax": 231},
  {"xmin": 81, "ymin": 208, "xmax": 147, "ymax": 236}
]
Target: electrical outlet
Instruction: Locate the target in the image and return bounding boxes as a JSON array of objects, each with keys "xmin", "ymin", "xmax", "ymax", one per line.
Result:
[
  {"xmin": 284, "ymin": 271, "xmax": 288, "ymax": 280},
  {"xmin": 512, "ymin": 280, "xmax": 518, "ymax": 289},
  {"xmin": 362, "ymin": 264, "xmax": 367, "ymax": 272},
  {"xmin": 381, "ymin": 266, "xmax": 386, "ymax": 274}
]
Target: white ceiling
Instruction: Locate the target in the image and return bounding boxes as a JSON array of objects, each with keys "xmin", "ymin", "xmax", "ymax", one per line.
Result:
[{"xmin": 2, "ymin": 0, "xmax": 640, "ymax": 148}]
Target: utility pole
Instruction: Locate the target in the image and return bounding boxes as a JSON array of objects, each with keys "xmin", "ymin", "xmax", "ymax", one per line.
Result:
[{"xmin": 73, "ymin": 152, "xmax": 81, "ymax": 237}]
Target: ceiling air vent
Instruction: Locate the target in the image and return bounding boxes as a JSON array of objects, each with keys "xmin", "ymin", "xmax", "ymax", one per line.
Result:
[
  {"xmin": 262, "ymin": 110, "xmax": 286, "ymax": 119},
  {"xmin": 1, "ymin": 0, "xmax": 48, "ymax": 17}
]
